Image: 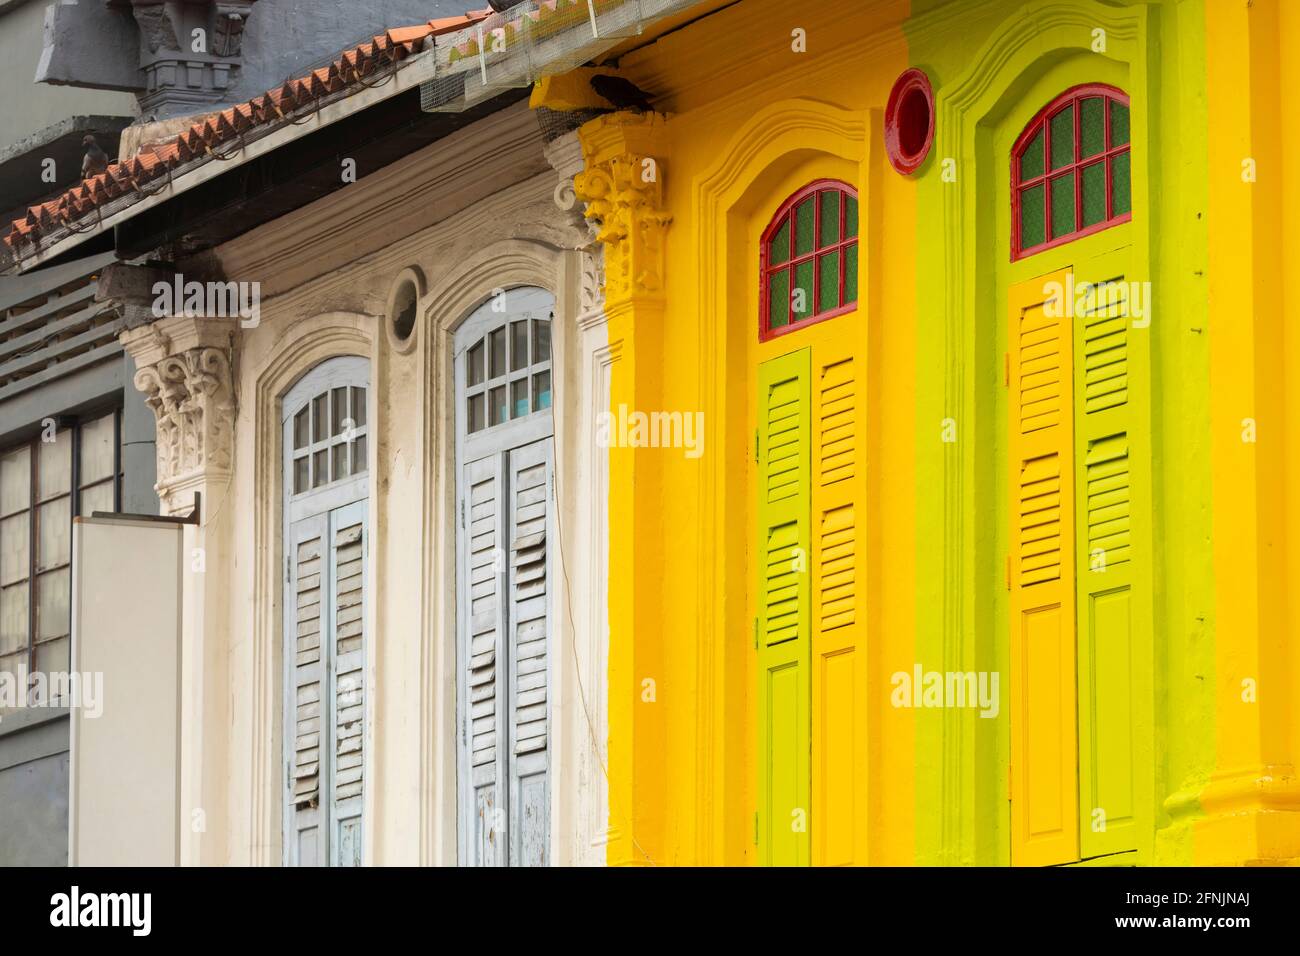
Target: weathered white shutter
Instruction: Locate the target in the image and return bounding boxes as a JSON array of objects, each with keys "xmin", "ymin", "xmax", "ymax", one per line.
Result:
[
  {"xmin": 507, "ymin": 439, "xmax": 551, "ymax": 867},
  {"xmin": 287, "ymin": 513, "xmax": 328, "ymax": 867},
  {"xmin": 461, "ymin": 454, "xmax": 507, "ymax": 866},
  {"xmin": 328, "ymin": 500, "xmax": 366, "ymax": 867}
]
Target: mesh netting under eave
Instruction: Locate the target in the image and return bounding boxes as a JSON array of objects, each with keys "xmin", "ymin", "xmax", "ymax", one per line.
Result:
[{"xmin": 535, "ymin": 105, "xmax": 610, "ymax": 142}]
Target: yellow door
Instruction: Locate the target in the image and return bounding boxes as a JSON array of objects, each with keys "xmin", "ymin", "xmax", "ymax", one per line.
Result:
[{"xmin": 756, "ymin": 317, "xmax": 868, "ymax": 866}]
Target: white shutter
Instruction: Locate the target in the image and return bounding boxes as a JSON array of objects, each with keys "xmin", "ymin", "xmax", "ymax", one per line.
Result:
[
  {"xmin": 287, "ymin": 514, "xmax": 328, "ymax": 867},
  {"xmin": 460, "ymin": 454, "xmax": 507, "ymax": 866},
  {"xmin": 329, "ymin": 500, "xmax": 366, "ymax": 867},
  {"xmin": 507, "ymin": 439, "xmax": 551, "ymax": 867}
]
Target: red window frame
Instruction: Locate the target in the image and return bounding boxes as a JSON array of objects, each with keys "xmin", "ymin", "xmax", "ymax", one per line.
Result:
[
  {"xmin": 1011, "ymin": 83, "xmax": 1131, "ymax": 261},
  {"xmin": 759, "ymin": 179, "xmax": 859, "ymax": 341}
]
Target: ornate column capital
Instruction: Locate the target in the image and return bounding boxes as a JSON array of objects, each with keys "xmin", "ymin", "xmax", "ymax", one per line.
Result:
[
  {"xmin": 121, "ymin": 314, "xmax": 238, "ymax": 515},
  {"xmin": 574, "ymin": 112, "xmax": 671, "ymax": 313}
]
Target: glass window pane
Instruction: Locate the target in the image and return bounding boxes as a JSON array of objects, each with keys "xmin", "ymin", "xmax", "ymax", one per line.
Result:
[
  {"xmin": 844, "ymin": 243, "xmax": 858, "ymax": 304},
  {"xmin": 1110, "ymin": 99, "xmax": 1129, "ymax": 147},
  {"xmin": 312, "ymin": 449, "xmax": 328, "ymax": 488},
  {"xmin": 351, "ymin": 387, "xmax": 366, "ymax": 428},
  {"xmin": 467, "ymin": 341, "xmax": 485, "ymax": 387},
  {"xmin": 510, "ymin": 321, "xmax": 529, "ymax": 372},
  {"xmin": 294, "ymin": 408, "xmax": 310, "ymax": 450},
  {"xmin": 0, "ymin": 584, "xmax": 28, "ymax": 653},
  {"xmin": 1111, "ymin": 151, "xmax": 1131, "ymax": 216},
  {"xmin": 1019, "ymin": 127, "xmax": 1045, "ymax": 181},
  {"xmin": 79, "ymin": 415, "xmax": 115, "ymax": 486},
  {"xmin": 0, "ymin": 446, "xmax": 30, "ymax": 516},
  {"xmin": 819, "ymin": 191, "xmax": 841, "ymax": 246},
  {"xmin": 332, "ymin": 443, "xmax": 349, "ymax": 482},
  {"xmin": 0, "ymin": 650, "xmax": 25, "ymax": 684},
  {"xmin": 293, "ymin": 456, "xmax": 309, "ymax": 494},
  {"xmin": 80, "ymin": 480, "xmax": 114, "ymax": 517},
  {"xmin": 768, "ymin": 270, "xmax": 789, "ymax": 330},
  {"xmin": 768, "ymin": 217, "xmax": 791, "ymax": 266},
  {"xmin": 1020, "ymin": 183, "xmax": 1046, "ymax": 249},
  {"xmin": 794, "ymin": 197, "xmax": 815, "ymax": 256},
  {"xmin": 489, "ymin": 386, "xmax": 508, "ymax": 426},
  {"xmin": 468, "ymin": 393, "xmax": 485, "ymax": 434},
  {"xmin": 1080, "ymin": 97, "xmax": 1105, "ymax": 159},
  {"xmin": 511, "ymin": 378, "xmax": 529, "ymax": 419},
  {"xmin": 35, "ymin": 567, "xmax": 69, "ymax": 641},
  {"xmin": 818, "ymin": 251, "xmax": 841, "ymax": 313},
  {"xmin": 844, "ymin": 195, "xmax": 859, "ymax": 239},
  {"xmin": 1050, "ymin": 172, "xmax": 1076, "ymax": 239},
  {"xmin": 33, "ymin": 636, "xmax": 69, "ymax": 700},
  {"xmin": 1, "ymin": 514, "xmax": 29, "ymax": 587},
  {"xmin": 489, "ymin": 327, "xmax": 507, "ymax": 379},
  {"xmin": 1049, "ymin": 104, "xmax": 1074, "ymax": 170},
  {"xmin": 532, "ymin": 370, "xmax": 552, "ymax": 411},
  {"xmin": 331, "ymin": 388, "xmax": 348, "ymax": 437},
  {"xmin": 353, "ymin": 435, "xmax": 367, "ymax": 474},
  {"xmin": 533, "ymin": 320, "xmax": 551, "ymax": 364},
  {"xmin": 792, "ymin": 260, "xmax": 815, "ymax": 320},
  {"xmin": 36, "ymin": 498, "xmax": 69, "ymax": 571},
  {"xmin": 37, "ymin": 429, "xmax": 71, "ymax": 501},
  {"xmin": 1081, "ymin": 161, "xmax": 1107, "ymax": 227},
  {"xmin": 312, "ymin": 394, "xmax": 328, "ymax": 443}
]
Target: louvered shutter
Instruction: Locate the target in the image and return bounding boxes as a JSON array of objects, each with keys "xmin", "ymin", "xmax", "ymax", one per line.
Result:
[
  {"xmin": 809, "ymin": 342, "xmax": 868, "ymax": 867},
  {"xmin": 328, "ymin": 500, "xmax": 367, "ymax": 867},
  {"xmin": 1073, "ymin": 250, "xmax": 1142, "ymax": 858},
  {"xmin": 287, "ymin": 513, "xmax": 328, "ymax": 867},
  {"xmin": 1007, "ymin": 270, "xmax": 1079, "ymax": 867},
  {"xmin": 507, "ymin": 438, "xmax": 552, "ymax": 867},
  {"xmin": 460, "ymin": 453, "xmax": 508, "ymax": 866},
  {"xmin": 756, "ymin": 348, "xmax": 812, "ymax": 866}
]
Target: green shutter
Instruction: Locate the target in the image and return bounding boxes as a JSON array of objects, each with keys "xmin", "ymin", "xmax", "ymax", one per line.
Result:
[
  {"xmin": 1074, "ymin": 247, "xmax": 1146, "ymax": 858},
  {"xmin": 757, "ymin": 348, "xmax": 812, "ymax": 866}
]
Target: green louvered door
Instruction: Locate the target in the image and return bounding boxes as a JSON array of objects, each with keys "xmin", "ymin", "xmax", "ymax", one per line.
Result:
[
  {"xmin": 756, "ymin": 348, "xmax": 812, "ymax": 866},
  {"xmin": 1073, "ymin": 246, "xmax": 1147, "ymax": 858}
]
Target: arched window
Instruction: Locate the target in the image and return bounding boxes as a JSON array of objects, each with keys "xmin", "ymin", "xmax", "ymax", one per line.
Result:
[
  {"xmin": 760, "ymin": 180, "xmax": 859, "ymax": 340},
  {"xmin": 281, "ymin": 356, "xmax": 370, "ymax": 867},
  {"xmin": 1012, "ymin": 84, "xmax": 1131, "ymax": 259}
]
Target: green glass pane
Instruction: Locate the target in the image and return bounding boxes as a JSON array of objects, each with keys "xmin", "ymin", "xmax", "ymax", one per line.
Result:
[
  {"xmin": 1080, "ymin": 97, "xmax": 1104, "ymax": 159},
  {"xmin": 1111, "ymin": 151, "xmax": 1131, "ymax": 216},
  {"xmin": 769, "ymin": 270, "xmax": 789, "ymax": 329},
  {"xmin": 769, "ymin": 217, "xmax": 790, "ymax": 266},
  {"xmin": 1050, "ymin": 172, "xmax": 1076, "ymax": 238},
  {"xmin": 1110, "ymin": 99, "xmax": 1129, "ymax": 147},
  {"xmin": 1050, "ymin": 104, "xmax": 1074, "ymax": 170},
  {"xmin": 819, "ymin": 191, "xmax": 840, "ymax": 246},
  {"xmin": 844, "ymin": 243, "xmax": 858, "ymax": 304},
  {"xmin": 1020, "ymin": 183, "xmax": 1045, "ymax": 249},
  {"xmin": 1020, "ymin": 128, "xmax": 1045, "ymax": 181},
  {"xmin": 1081, "ymin": 161, "xmax": 1106, "ymax": 227},
  {"xmin": 818, "ymin": 251, "xmax": 840, "ymax": 313},
  {"xmin": 794, "ymin": 198, "xmax": 815, "ymax": 256},
  {"xmin": 844, "ymin": 195, "xmax": 859, "ymax": 239},
  {"xmin": 793, "ymin": 260, "xmax": 814, "ymax": 320}
]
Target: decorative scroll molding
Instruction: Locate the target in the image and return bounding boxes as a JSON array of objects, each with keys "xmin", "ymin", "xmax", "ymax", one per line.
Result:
[
  {"xmin": 122, "ymin": 314, "xmax": 238, "ymax": 513},
  {"xmin": 574, "ymin": 112, "xmax": 671, "ymax": 310}
]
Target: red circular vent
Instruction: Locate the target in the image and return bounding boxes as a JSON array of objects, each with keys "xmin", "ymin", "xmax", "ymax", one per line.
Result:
[{"xmin": 885, "ymin": 68, "xmax": 935, "ymax": 175}]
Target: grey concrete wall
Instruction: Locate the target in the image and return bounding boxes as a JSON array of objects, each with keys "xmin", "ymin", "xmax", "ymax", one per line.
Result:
[
  {"xmin": 0, "ymin": 709, "xmax": 69, "ymax": 867},
  {"xmin": 0, "ymin": 0, "xmax": 136, "ymax": 149},
  {"xmin": 122, "ymin": 353, "xmax": 159, "ymax": 516}
]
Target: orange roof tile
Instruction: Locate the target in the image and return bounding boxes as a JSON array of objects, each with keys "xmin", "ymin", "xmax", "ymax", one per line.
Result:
[{"xmin": 5, "ymin": 9, "xmax": 493, "ymax": 255}]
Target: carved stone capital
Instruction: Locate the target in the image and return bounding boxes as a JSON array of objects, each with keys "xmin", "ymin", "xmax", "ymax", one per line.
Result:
[
  {"xmin": 122, "ymin": 315, "xmax": 238, "ymax": 514},
  {"xmin": 574, "ymin": 113, "xmax": 671, "ymax": 310}
]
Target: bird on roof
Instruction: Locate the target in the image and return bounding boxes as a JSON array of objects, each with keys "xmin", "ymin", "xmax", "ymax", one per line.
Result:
[
  {"xmin": 590, "ymin": 74, "xmax": 655, "ymax": 113},
  {"xmin": 81, "ymin": 134, "xmax": 110, "ymax": 179}
]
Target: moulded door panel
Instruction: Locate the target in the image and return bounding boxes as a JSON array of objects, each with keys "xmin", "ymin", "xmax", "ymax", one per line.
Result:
[{"xmin": 1008, "ymin": 270, "xmax": 1079, "ymax": 867}]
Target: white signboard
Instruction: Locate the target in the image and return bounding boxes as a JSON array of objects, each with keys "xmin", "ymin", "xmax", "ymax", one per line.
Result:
[{"xmin": 69, "ymin": 515, "xmax": 184, "ymax": 866}]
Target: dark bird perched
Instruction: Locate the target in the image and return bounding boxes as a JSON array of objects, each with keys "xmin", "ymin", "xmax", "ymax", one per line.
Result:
[
  {"xmin": 81, "ymin": 134, "xmax": 110, "ymax": 179},
  {"xmin": 590, "ymin": 74, "xmax": 655, "ymax": 113}
]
